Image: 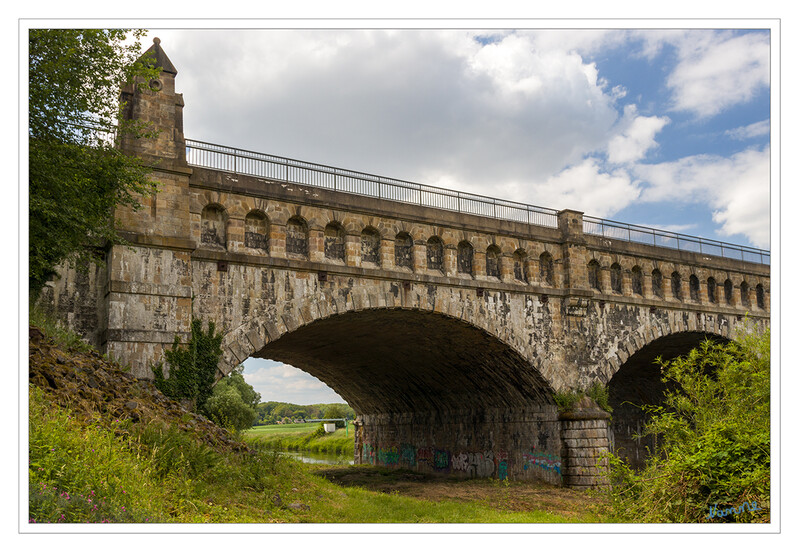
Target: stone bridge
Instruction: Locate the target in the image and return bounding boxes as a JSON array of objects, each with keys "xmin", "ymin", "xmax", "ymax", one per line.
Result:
[{"xmin": 42, "ymin": 39, "xmax": 770, "ymax": 488}]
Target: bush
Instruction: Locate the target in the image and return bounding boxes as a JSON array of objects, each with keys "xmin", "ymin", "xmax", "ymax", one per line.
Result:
[{"xmin": 605, "ymin": 327, "xmax": 770, "ymax": 523}]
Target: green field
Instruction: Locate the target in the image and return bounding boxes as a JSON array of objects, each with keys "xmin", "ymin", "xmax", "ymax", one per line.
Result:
[
  {"xmin": 247, "ymin": 422, "xmax": 321, "ymax": 435},
  {"xmin": 245, "ymin": 422, "xmax": 355, "ymax": 456}
]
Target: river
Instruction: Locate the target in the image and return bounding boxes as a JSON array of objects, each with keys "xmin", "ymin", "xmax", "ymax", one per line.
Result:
[{"xmin": 279, "ymin": 449, "xmax": 355, "ymax": 466}]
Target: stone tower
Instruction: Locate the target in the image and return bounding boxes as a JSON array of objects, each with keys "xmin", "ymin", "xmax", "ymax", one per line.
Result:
[{"xmin": 106, "ymin": 38, "xmax": 195, "ymax": 376}]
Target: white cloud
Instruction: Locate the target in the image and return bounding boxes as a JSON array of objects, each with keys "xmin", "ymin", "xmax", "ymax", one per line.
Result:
[
  {"xmin": 634, "ymin": 147, "xmax": 770, "ymax": 248},
  {"xmin": 606, "ymin": 105, "xmax": 669, "ymax": 165},
  {"xmin": 154, "ymin": 29, "xmax": 621, "ymax": 191},
  {"xmin": 242, "ymin": 358, "xmax": 345, "ymax": 405},
  {"xmin": 147, "ymin": 29, "xmax": 769, "ymax": 249},
  {"xmin": 529, "ymin": 158, "xmax": 640, "ymax": 217},
  {"xmin": 725, "ymin": 120, "xmax": 770, "ymax": 141},
  {"xmin": 665, "ymin": 32, "xmax": 770, "ymax": 118}
]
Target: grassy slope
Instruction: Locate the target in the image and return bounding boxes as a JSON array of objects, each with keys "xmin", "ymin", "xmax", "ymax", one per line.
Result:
[{"xmin": 30, "ymin": 386, "xmax": 601, "ymax": 523}]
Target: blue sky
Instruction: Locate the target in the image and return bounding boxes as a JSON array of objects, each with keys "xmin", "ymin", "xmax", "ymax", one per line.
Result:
[{"xmin": 139, "ymin": 25, "xmax": 773, "ymax": 405}]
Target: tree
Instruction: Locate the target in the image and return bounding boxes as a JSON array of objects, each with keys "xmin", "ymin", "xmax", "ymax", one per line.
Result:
[
  {"xmin": 29, "ymin": 29, "xmax": 160, "ymax": 295},
  {"xmin": 204, "ymin": 366, "xmax": 261, "ymax": 432},
  {"xmin": 606, "ymin": 326, "xmax": 770, "ymax": 523},
  {"xmin": 323, "ymin": 404, "xmax": 349, "ymax": 428},
  {"xmin": 152, "ymin": 319, "xmax": 223, "ymax": 413}
]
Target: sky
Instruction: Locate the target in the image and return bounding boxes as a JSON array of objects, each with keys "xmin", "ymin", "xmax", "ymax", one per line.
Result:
[{"xmin": 136, "ymin": 24, "xmax": 773, "ymax": 405}]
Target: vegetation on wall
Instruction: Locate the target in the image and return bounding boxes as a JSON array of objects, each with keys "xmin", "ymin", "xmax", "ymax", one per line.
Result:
[
  {"xmin": 152, "ymin": 318, "xmax": 223, "ymax": 414},
  {"xmin": 605, "ymin": 327, "xmax": 770, "ymax": 523},
  {"xmin": 553, "ymin": 382, "xmax": 613, "ymax": 414},
  {"xmin": 28, "ymin": 29, "xmax": 160, "ymax": 295}
]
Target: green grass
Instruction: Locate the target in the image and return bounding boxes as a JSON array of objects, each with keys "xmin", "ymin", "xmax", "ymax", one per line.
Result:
[
  {"xmin": 247, "ymin": 422, "xmax": 319, "ymax": 435},
  {"xmin": 29, "ymin": 304, "xmax": 93, "ymax": 353},
  {"xmin": 28, "ymin": 387, "xmax": 601, "ymax": 523},
  {"xmin": 245, "ymin": 422, "xmax": 356, "ymax": 456}
]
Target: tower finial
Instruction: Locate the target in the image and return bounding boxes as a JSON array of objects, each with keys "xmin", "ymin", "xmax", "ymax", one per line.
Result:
[{"xmin": 153, "ymin": 37, "xmax": 161, "ymax": 45}]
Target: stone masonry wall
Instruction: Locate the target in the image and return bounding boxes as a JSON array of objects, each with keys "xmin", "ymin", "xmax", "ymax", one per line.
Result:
[{"xmin": 356, "ymin": 407, "xmax": 563, "ymax": 484}]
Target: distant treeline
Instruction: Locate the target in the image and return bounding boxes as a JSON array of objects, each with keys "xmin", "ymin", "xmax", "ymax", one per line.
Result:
[{"xmin": 254, "ymin": 401, "xmax": 355, "ymax": 426}]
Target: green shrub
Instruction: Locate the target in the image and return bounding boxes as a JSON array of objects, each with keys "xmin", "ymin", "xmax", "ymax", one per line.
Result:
[
  {"xmin": 553, "ymin": 383, "xmax": 612, "ymax": 414},
  {"xmin": 553, "ymin": 389, "xmax": 583, "ymax": 413},
  {"xmin": 605, "ymin": 327, "xmax": 770, "ymax": 523},
  {"xmin": 586, "ymin": 381, "xmax": 612, "ymax": 413}
]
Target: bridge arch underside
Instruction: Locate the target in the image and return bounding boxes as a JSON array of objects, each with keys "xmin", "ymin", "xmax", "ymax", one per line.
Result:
[
  {"xmin": 252, "ymin": 309, "xmax": 562, "ymax": 483},
  {"xmin": 608, "ymin": 331, "xmax": 729, "ymax": 471}
]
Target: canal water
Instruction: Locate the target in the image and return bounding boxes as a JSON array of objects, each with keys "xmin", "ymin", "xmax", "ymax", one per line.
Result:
[{"xmin": 279, "ymin": 449, "xmax": 354, "ymax": 466}]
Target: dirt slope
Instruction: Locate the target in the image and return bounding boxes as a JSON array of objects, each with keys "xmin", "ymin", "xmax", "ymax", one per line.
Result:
[{"xmin": 28, "ymin": 326, "xmax": 246, "ymax": 453}]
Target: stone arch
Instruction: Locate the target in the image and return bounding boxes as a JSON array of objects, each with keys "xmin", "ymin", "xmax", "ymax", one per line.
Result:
[
  {"xmin": 539, "ymin": 252, "xmax": 554, "ymax": 286},
  {"xmin": 485, "ymin": 244, "xmax": 501, "ymax": 279},
  {"xmin": 756, "ymin": 283, "xmax": 765, "ymax": 309},
  {"xmin": 244, "ymin": 210, "xmax": 269, "ymax": 252},
  {"xmin": 285, "ymin": 215, "xmax": 309, "ymax": 258},
  {"xmin": 707, "ymin": 276, "xmax": 717, "ymax": 304},
  {"xmin": 630, "ymin": 265, "xmax": 643, "ymax": 296},
  {"xmin": 610, "ymin": 263, "xmax": 622, "ymax": 294},
  {"xmin": 200, "ymin": 203, "xmax": 228, "ymax": 249},
  {"xmin": 324, "ymin": 222, "xmax": 346, "ymax": 261},
  {"xmin": 740, "ymin": 281, "xmax": 750, "ymax": 307},
  {"xmin": 651, "ymin": 268, "xmax": 663, "ymax": 298},
  {"xmin": 603, "ymin": 322, "xmax": 732, "ymax": 470},
  {"xmin": 670, "ymin": 271, "xmax": 682, "ymax": 301},
  {"xmin": 588, "ymin": 259, "xmax": 601, "ymax": 291},
  {"xmin": 689, "ymin": 274, "xmax": 700, "ymax": 302},
  {"xmin": 360, "ymin": 226, "xmax": 381, "ymax": 265},
  {"xmin": 512, "ymin": 249, "xmax": 528, "ymax": 283},
  {"xmin": 394, "ymin": 231, "xmax": 413, "ymax": 269},
  {"xmin": 457, "ymin": 240, "xmax": 474, "ymax": 276},
  {"xmin": 219, "ymin": 295, "xmax": 556, "ymax": 414},
  {"xmin": 724, "ymin": 278, "xmax": 734, "ymax": 305},
  {"xmin": 426, "ymin": 235, "xmax": 444, "ymax": 271}
]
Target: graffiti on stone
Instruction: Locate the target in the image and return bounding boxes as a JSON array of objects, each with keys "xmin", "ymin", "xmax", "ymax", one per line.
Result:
[{"xmin": 522, "ymin": 451, "xmax": 561, "ymax": 475}]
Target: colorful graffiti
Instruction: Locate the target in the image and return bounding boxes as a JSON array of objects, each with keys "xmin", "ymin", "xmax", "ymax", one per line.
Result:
[
  {"xmin": 363, "ymin": 443, "xmax": 376, "ymax": 465},
  {"xmin": 377, "ymin": 446, "xmax": 399, "ymax": 466},
  {"xmin": 400, "ymin": 444, "xmax": 416, "ymax": 467},
  {"xmin": 495, "ymin": 450, "xmax": 509, "ymax": 481},
  {"xmin": 416, "ymin": 447, "xmax": 434, "ymax": 468},
  {"xmin": 359, "ymin": 442, "xmax": 560, "ymax": 480},
  {"xmin": 522, "ymin": 451, "xmax": 561, "ymax": 475},
  {"xmin": 433, "ymin": 449, "xmax": 450, "ymax": 471}
]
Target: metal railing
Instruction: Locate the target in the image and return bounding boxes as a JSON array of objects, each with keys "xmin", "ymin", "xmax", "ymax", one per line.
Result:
[
  {"xmin": 185, "ymin": 139, "xmax": 770, "ymax": 265},
  {"xmin": 185, "ymin": 139, "xmax": 559, "ymax": 228},
  {"xmin": 583, "ymin": 216, "xmax": 770, "ymax": 265}
]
